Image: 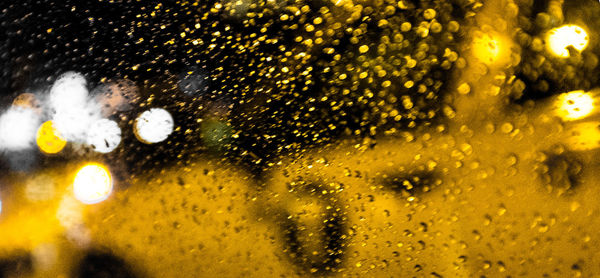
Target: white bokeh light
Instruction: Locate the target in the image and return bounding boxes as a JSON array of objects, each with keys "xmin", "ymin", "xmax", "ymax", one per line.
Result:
[
  {"xmin": 48, "ymin": 72, "xmax": 101, "ymax": 142},
  {"xmin": 0, "ymin": 107, "xmax": 41, "ymax": 151},
  {"xmin": 547, "ymin": 25, "xmax": 589, "ymax": 58},
  {"xmin": 73, "ymin": 163, "xmax": 113, "ymax": 204},
  {"xmin": 86, "ymin": 119, "xmax": 122, "ymax": 153},
  {"xmin": 49, "ymin": 72, "xmax": 89, "ymax": 112},
  {"xmin": 134, "ymin": 108, "xmax": 174, "ymax": 144},
  {"xmin": 556, "ymin": 90, "xmax": 595, "ymax": 120},
  {"xmin": 52, "ymin": 104, "xmax": 101, "ymax": 142}
]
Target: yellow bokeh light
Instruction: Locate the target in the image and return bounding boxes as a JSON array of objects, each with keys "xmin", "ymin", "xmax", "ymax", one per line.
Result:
[
  {"xmin": 565, "ymin": 121, "xmax": 600, "ymax": 151},
  {"xmin": 36, "ymin": 121, "xmax": 67, "ymax": 154},
  {"xmin": 472, "ymin": 33, "xmax": 501, "ymax": 65},
  {"xmin": 73, "ymin": 163, "xmax": 113, "ymax": 204},
  {"xmin": 547, "ymin": 24, "xmax": 589, "ymax": 58},
  {"xmin": 557, "ymin": 90, "xmax": 595, "ymax": 120}
]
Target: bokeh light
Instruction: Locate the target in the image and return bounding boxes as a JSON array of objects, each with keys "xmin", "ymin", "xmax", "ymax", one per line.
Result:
[
  {"xmin": 48, "ymin": 72, "xmax": 89, "ymax": 113},
  {"xmin": 73, "ymin": 163, "xmax": 113, "ymax": 204},
  {"xmin": 134, "ymin": 108, "xmax": 174, "ymax": 144},
  {"xmin": 56, "ymin": 194, "xmax": 91, "ymax": 247},
  {"xmin": 4, "ymin": 1, "xmax": 600, "ymax": 276},
  {"xmin": 556, "ymin": 90, "xmax": 595, "ymax": 120},
  {"xmin": 32, "ymin": 244, "xmax": 58, "ymax": 271},
  {"xmin": 565, "ymin": 121, "xmax": 600, "ymax": 151},
  {"xmin": 25, "ymin": 174, "xmax": 56, "ymax": 201},
  {"xmin": 49, "ymin": 72, "xmax": 101, "ymax": 142},
  {"xmin": 36, "ymin": 121, "xmax": 67, "ymax": 154},
  {"xmin": 201, "ymin": 119, "xmax": 233, "ymax": 150},
  {"xmin": 12, "ymin": 93, "xmax": 42, "ymax": 112},
  {"xmin": 546, "ymin": 24, "xmax": 589, "ymax": 58},
  {"xmin": 0, "ymin": 106, "xmax": 41, "ymax": 151},
  {"xmin": 178, "ymin": 68, "xmax": 210, "ymax": 96},
  {"xmin": 93, "ymin": 79, "xmax": 139, "ymax": 117},
  {"xmin": 472, "ymin": 33, "xmax": 501, "ymax": 65},
  {"xmin": 86, "ymin": 119, "xmax": 122, "ymax": 153}
]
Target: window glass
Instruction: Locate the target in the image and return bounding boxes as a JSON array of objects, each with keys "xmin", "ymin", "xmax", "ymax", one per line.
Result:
[{"xmin": 1, "ymin": 0, "xmax": 600, "ymax": 277}]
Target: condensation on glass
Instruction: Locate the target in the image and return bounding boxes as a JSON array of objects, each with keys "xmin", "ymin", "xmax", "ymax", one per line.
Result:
[{"xmin": 0, "ymin": 0, "xmax": 599, "ymax": 277}]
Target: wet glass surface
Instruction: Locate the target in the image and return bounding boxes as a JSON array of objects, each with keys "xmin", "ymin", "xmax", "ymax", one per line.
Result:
[{"xmin": 1, "ymin": 0, "xmax": 600, "ymax": 277}]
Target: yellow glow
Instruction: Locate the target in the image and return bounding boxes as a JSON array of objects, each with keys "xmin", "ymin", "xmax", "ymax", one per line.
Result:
[
  {"xmin": 565, "ymin": 121, "xmax": 600, "ymax": 151},
  {"xmin": 36, "ymin": 121, "xmax": 67, "ymax": 154},
  {"xmin": 25, "ymin": 174, "xmax": 56, "ymax": 201},
  {"xmin": 547, "ymin": 25, "xmax": 589, "ymax": 58},
  {"xmin": 0, "ymin": 198, "xmax": 63, "ymax": 251},
  {"xmin": 73, "ymin": 163, "xmax": 113, "ymax": 204},
  {"xmin": 557, "ymin": 91, "xmax": 595, "ymax": 120},
  {"xmin": 472, "ymin": 33, "xmax": 501, "ymax": 65}
]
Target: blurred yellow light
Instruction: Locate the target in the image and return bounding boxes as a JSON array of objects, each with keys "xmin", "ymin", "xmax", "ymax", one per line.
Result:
[
  {"xmin": 25, "ymin": 174, "xmax": 56, "ymax": 201},
  {"xmin": 547, "ymin": 25, "xmax": 589, "ymax": 58},
  {"xmin": 557, "ymin": 91, "xmax": 595, "ymax": 120},
  {"xmin": 565, "ymin": 121, "xmax": 600, "ymax": 151},
  {"xmin": 36, "ymin": 121, "xmax": 67, "ymax": 154},
  {"xmin": 473, "ymin": 33, "xmax": 501, "ymax": 65},
  {"xmin": 73, "ymin": 163, "xmax": 113, "ymax": 204}
]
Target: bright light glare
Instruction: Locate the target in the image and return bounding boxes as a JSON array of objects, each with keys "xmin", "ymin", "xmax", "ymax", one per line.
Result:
[
  {"xmin": 86, "ymin": 119, "xmax": 122, "ymax": 153},
  {"xmin": 557, "ymin": 90, "xmax": 595, "ymax": 120},
  {"xmin": 53, "ymin": 105, "xmax": 101, "ymax": 142},
  {"xmin": 565, "ymin": 121, "xmax": 600, "ymax": 151},
  {"xmin": 73, "ymin": 163, "xmax": 113, "ymax": 204},
  {"xmin": 134, "ymin": 108, "xmax": 174, "ymax": 144},
  {"xmin": 0, "ymin": 107, "xmax": 41, "ymax": 151},
  {"xmin": 547, "ymin": 25, "xmax": 589, "ymax": 58},
  {"xmin": 49, "ymin": 72, "xmax": 88, "ymax": 112},
  {"xmin": 473, "ymin": 33, "xmax": 501, "ymax": 65},
  {"xmin": 36, "ymin": 121, "xmax": 67, "ymax": 154},
  {"xmin": 49, "ymin": 72, "xmax": 101, "ymax": 142}
]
